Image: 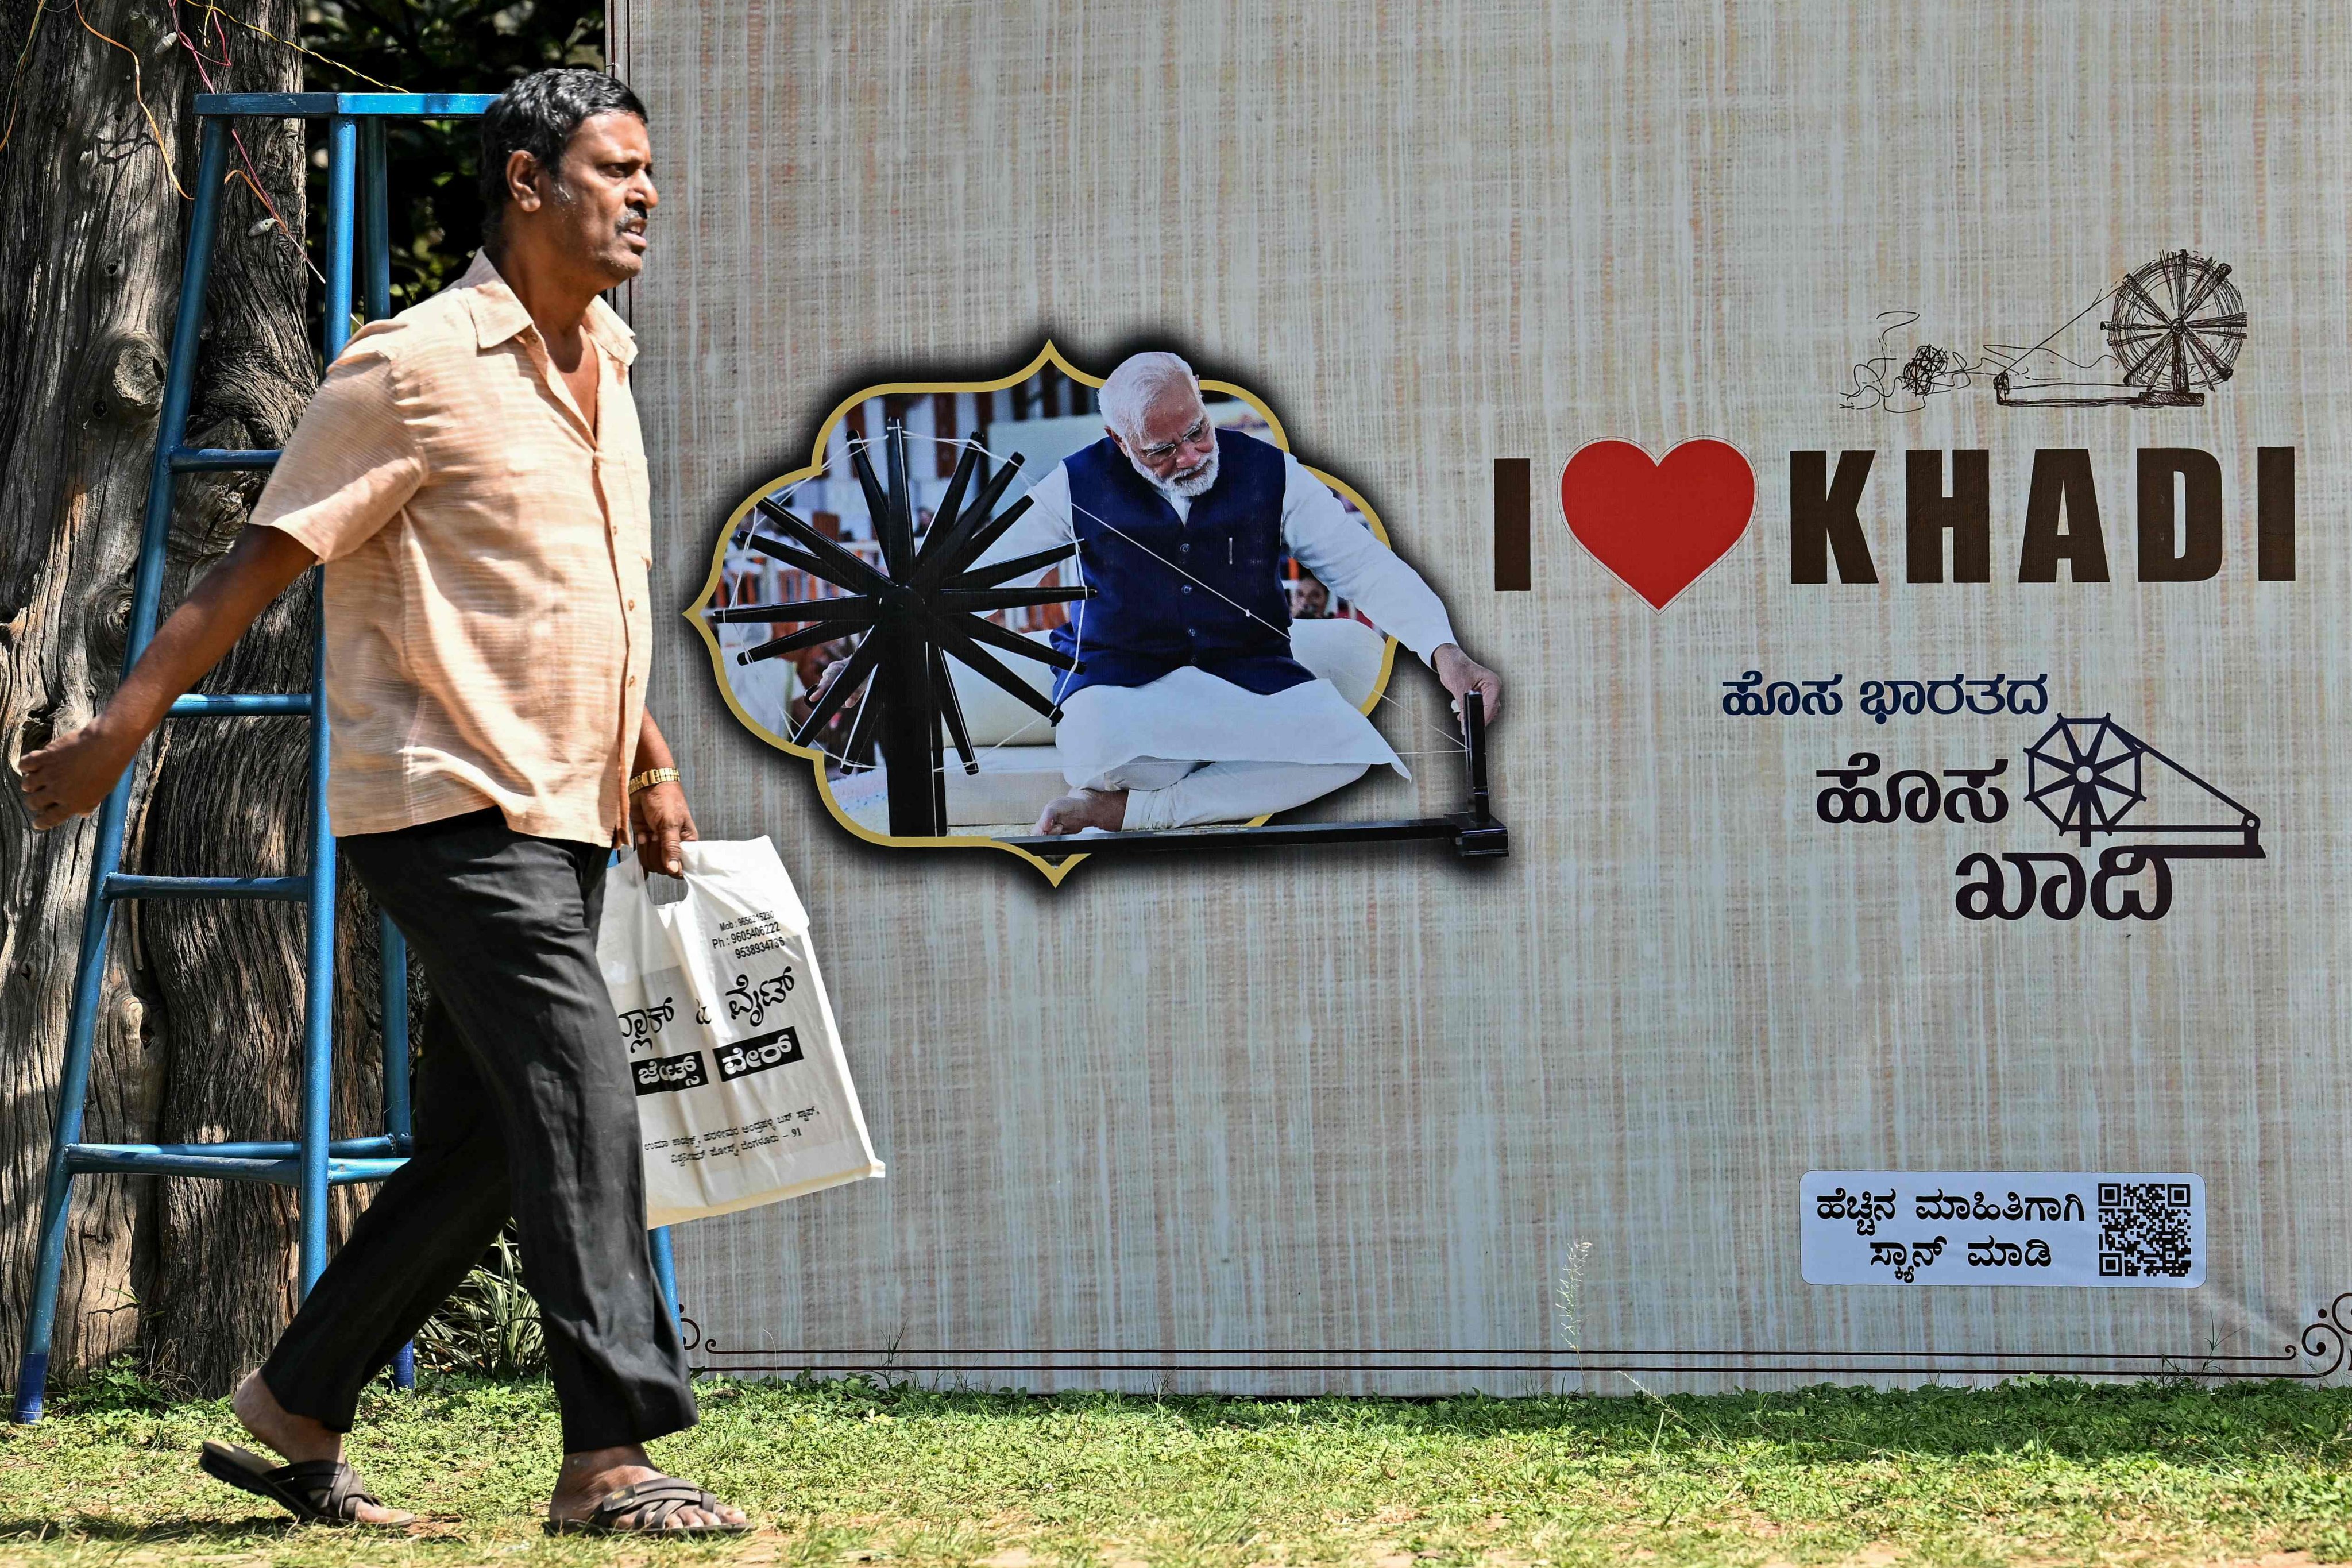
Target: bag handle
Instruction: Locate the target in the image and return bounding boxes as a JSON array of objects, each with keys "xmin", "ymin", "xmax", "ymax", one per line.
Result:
[{"xmin": 665, "ymin": 838, "xmax": 812, "ymax": 939}]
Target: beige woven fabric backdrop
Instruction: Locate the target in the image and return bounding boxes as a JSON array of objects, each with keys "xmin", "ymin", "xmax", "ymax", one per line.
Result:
[{"xmin": 611, "ymin": 1, "xmax": 2348, "ymax": 1391}]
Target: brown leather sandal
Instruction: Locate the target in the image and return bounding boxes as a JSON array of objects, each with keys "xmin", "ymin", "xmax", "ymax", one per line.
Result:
[
  {"xmin": 199, "ymin": 1439, "xmax": 416, "ymax": 1527},
  {"xmin": 544, "ymin": 1475, "xmax": 751, "ymax": 1535}
]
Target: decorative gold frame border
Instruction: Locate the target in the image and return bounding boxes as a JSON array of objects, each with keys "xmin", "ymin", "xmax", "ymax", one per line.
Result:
[{"xmin": 686, "ymin": 342, "xmax": 1402, "ymax": 886}]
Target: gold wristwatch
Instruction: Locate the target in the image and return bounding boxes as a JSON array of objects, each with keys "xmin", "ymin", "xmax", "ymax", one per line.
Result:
[{"xmin": 628, "ymin": 767, "xmax": 681, "ymax": 795}]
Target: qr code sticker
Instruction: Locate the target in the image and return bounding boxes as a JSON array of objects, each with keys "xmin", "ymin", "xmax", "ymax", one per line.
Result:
[{"xmin": 2098, "ymin": 1181, "xmax": 2195, "ymax": 1278}]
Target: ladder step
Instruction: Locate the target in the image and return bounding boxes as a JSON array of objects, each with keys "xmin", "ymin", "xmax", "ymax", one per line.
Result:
[
  {"xmin": 64, "ymin": 1146, "xmax": 404, "ymax": 1185},
  {"xmin": 169, "ymin": 447, "xmax": 280, "ymax": 472},
  {"xmin": 101, "ymin": 874, "xmax": 309, "ymax": 902},
  {"xmin": 168, "ymin": 693, "xmax": 312, "ymax": 717},
  {"xmin": 74, "ymin": 1136, "xmax": 409, "ymax": 1161},
  {"xmin": 194, "ymin": 91, "xmax": 500, "ymax": 119}
]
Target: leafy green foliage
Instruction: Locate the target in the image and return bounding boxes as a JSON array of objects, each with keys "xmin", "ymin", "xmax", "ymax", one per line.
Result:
[
  {"xmin": 42, "ymin": 1355, "xmax": 172, "ymax": 1418},
  {"xmin": 299, "ymin": 0, "xmax": 606, "ymax": 309},
  {"xmin": 411, "ymin": 1231, "xmax": 546, "ymax": 1380},
  {"xmin": 7, "ymin": 1378, "xmax": 2352, "ymax": 1564}
]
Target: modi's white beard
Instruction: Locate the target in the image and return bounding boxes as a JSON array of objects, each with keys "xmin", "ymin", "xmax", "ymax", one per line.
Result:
[{"xmin": 1130, "ymin": 444, "xmax": 1221, "ymax": 501}]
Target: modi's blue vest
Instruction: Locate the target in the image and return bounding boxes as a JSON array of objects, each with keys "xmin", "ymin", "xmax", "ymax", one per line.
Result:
[{"xmin": 1051, "ymin": 428, "xmax": 1314, "ymax": 698}]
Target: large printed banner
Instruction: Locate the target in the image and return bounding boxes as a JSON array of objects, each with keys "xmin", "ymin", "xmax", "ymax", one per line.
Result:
[{"xmin": 615, "ymin": 2, "xmax": 2350, "ymax": 1390}]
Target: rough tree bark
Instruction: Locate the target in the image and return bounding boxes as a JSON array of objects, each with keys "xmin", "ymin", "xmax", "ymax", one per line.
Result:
[{"xmin": 0, "ymin": 2, "xmax": 390, "ymax": 1395}]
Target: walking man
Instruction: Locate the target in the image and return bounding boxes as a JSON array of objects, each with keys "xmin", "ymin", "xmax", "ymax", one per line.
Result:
[{"xmin": 20, "ymin": 69, "xmax": 745, "ymax": 1535}]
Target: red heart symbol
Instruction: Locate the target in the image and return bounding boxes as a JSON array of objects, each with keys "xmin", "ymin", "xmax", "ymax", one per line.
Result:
[{"xmin": 1560, "ymin": 439, "xmax": 1755, "ymax": 611}]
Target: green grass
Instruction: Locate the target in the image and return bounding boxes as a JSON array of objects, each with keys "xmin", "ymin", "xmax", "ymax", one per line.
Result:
[{"xmin": 5, "ymin": 1373, "xmax": 2351, "ymax": 1566}]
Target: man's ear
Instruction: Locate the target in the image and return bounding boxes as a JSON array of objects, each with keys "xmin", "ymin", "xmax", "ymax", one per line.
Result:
[
  {"xmin": 505, "ymin": 148, "xmax": 544, "ymax": 213},
  {"xmin": 1104, "ymin": 427, "xmax": 1127, "ymax": 455}
]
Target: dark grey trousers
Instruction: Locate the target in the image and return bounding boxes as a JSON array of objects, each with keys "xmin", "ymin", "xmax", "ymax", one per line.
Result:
[{"xmin": 261, "ymin": 808, "xmax": 696, "ymax": 1452}]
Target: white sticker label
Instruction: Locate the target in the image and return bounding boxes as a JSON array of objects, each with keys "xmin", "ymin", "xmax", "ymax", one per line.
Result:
[{"xmin": 1801, "ymin": 1171, "xmax": 2203, "ymax": 1287}]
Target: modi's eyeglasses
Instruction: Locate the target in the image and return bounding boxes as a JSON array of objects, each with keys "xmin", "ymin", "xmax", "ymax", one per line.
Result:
[{"xmin": 1134, "ymin": 415, "xmax": 1212, "ymax": 461}]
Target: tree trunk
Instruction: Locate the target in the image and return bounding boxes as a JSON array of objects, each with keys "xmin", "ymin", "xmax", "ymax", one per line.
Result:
[{"xmin": 0, "ymin": 2, "xmax": 391, "ymax": 1395}]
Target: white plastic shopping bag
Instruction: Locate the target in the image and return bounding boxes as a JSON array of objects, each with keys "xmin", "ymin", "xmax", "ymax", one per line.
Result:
[{"xmin": 598, "ymin": 836, "xmax": 883, "ymax": 1227}]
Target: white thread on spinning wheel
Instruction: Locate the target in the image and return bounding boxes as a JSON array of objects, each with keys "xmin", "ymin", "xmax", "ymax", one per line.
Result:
[
  {"xmin": 760, "ymin": 426, "xmax": 1470, "ymax": 825},
  {"xmin": 875, "ymin": 429, "xmax": 1469, "ymax": 762}
]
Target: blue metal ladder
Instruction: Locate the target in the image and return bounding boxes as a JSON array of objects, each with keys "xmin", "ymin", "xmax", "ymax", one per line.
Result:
[{"xmin": 13, "ymin": 91, "xmax": 680, "ymax": 1421}]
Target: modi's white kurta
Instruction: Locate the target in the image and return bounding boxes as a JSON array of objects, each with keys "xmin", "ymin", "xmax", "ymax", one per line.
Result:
[{"xmin": 980, "ymin": 450, "xmax": 1461, "ymax": 798}]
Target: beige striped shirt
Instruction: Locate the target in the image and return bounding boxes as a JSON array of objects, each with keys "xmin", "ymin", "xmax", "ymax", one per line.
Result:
[{"xmin": 253, "ymin": 251, "xmax": 652, "ymax": 845}]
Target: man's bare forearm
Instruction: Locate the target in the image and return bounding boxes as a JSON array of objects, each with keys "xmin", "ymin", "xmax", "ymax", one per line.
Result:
[
  {"xmin": 18, "ymin": 525, "xmax": 318, "ymax": 828},
  {"xmin": 106, "ymin": 527, "xmax": 320, "ymax": 741},
  {"xmin": 632, "ymin": 708, "xmax": 676, "ymax": 775}
]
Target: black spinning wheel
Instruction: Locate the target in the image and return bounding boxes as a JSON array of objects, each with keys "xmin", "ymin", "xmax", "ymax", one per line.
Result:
[
  {"xmin": 2025, "ymin": 716, "xmax": 2146, "ymax": 845},
  {"xmin": 2100, "ymin": 250, "xmax": 2245, "ymax": 407},
  {"xmin": 704, "ymin": 421, "xmax": 1094, "ymax": 837}
]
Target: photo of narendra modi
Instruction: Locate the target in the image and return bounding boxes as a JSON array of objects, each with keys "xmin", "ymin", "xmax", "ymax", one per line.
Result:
[{"xmin": 689, "ymin": 345, "xmax": 1506, "ymax": 880}]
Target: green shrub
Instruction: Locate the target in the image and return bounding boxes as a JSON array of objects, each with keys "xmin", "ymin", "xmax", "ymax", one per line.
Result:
[{"xmin": 412, "ymin": 1231, "xmax": 544, "ymax": 1379}]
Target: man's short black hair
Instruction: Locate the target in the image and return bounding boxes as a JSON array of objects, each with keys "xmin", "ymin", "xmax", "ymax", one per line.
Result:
[{"xmin": 478, "ymin": 68, "xmax": 647, "ymax": 241}]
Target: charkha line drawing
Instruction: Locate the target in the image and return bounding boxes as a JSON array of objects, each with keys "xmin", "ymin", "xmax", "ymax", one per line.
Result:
[{"xmin": 1839, "ymin": 250, "xmax": 2246, "ymax": 412}]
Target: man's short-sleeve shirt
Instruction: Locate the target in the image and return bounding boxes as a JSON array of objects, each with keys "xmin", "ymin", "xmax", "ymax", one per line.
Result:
[{"xmin": 252, "ymin": 250, "xmax": 652, "ymax": 846}]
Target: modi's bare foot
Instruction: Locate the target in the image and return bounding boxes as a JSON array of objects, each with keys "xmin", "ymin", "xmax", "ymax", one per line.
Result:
[
  {"xmin": 548, "ymin": 1446, "xmax": 748, "ymax": 1533},
  {"xmin": 1034, "ymin": 788, "xmax": 1127, "ymax": 835},
  {"xmin": 226, "ymin": 1370, "xmax": 412, "ymax": 1526}
]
